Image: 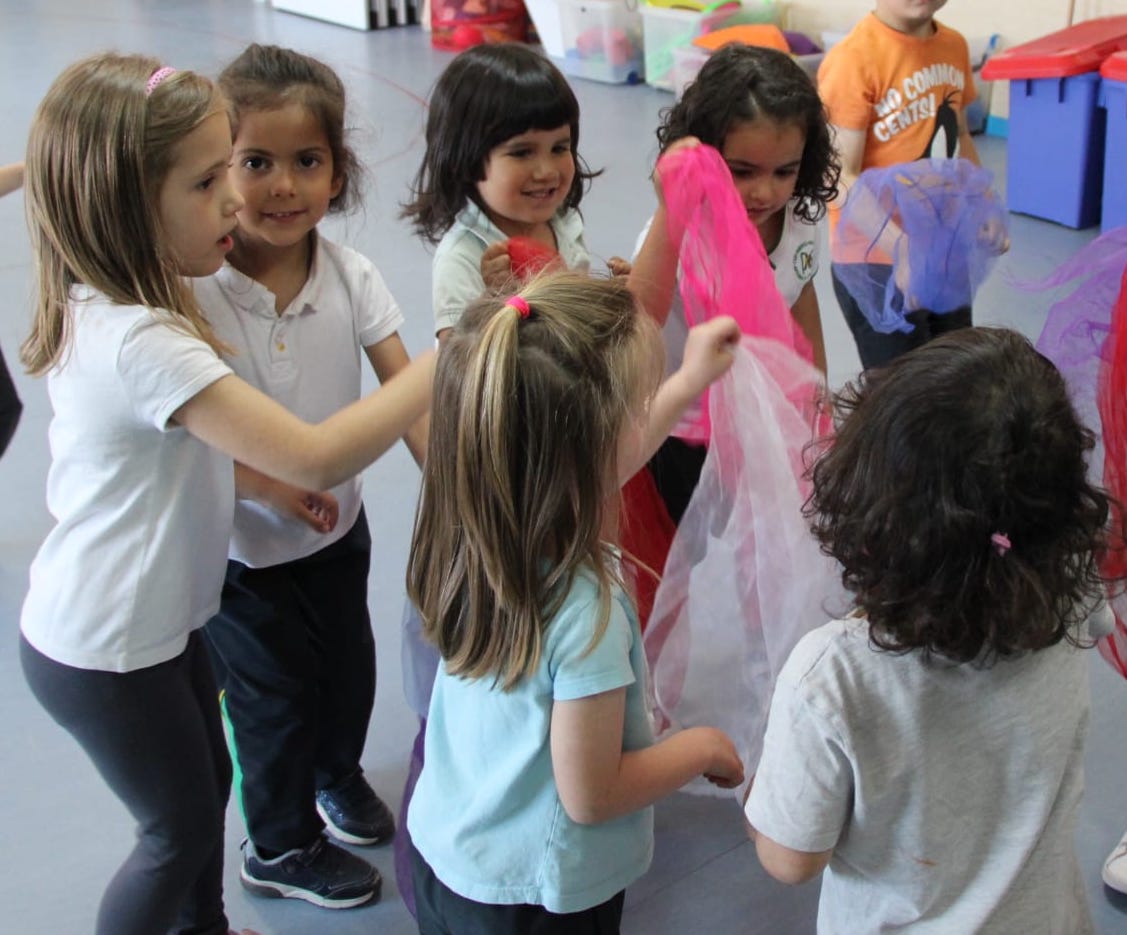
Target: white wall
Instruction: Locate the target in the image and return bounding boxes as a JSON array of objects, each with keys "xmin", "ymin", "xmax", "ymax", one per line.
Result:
[{"xmin": 785, "ymin": 0, "xmax": 1127, "ymax": 119}]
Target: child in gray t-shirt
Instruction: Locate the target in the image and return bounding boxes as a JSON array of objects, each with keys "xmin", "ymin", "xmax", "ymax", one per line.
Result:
[{"xmin": 746, "ymin": 327, "xmax": 1122, "ymax": 934}]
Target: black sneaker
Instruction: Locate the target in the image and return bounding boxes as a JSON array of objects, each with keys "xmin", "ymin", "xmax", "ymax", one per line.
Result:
[
  {"xmin": 316, "ymin": 769, "xmax": 396, "ymax": 846},
  {"xmin": 240, "ymin": 836, "xmax": 380, "ymax": 909}
]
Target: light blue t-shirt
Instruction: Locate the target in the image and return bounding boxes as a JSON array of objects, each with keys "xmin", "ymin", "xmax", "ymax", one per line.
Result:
[{"xmin": 408, "ymin": 570, "xmax": 654, "ymax": 913}]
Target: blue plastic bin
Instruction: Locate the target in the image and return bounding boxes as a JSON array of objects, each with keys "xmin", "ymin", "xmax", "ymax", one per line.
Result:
[
  {"xmin": 1101, "ymin": 53, "xmax": 1127, "ymax": 232},
  {"xmin": 1006, "ymin": 73, "xmax": 1105, "ymax": 228},
  {"xmin": 981, "ymin": 16, "xmax": 1127, "ymax": 228}
]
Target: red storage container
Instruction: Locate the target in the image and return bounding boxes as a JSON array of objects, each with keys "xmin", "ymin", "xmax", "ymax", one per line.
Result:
[
  {"xmin": 431, "ymin": 0, "xmax": 529, "ymax": 51},
  {"xmin": 981, "ymin": 17, "xmax": 1127, "ymax": 80},
  {"xmin": 980, "ymin": 17, "xmax": 1127, "ymax": 228}
]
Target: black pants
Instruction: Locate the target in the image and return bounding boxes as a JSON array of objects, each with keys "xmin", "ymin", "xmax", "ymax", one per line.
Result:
[
  {"xmin": 831, "ymin": 263, "xmax": 973, "ymax": 371},
  {"xmin": 0, "ymin": 344, "xmax": 22, "ymax": 458},
  {"xmin": 20, "ymin": 631, "xmax": 231, "ymax": 935},
  {"xmin": 204, "ymin": 509, "xmax": 375, "ymax": 853},
  {"xmin": 648, "ymin": 435, "xmax": 708, "ymax": 526},
  {"xmin": 411, "ymin": 845, "xmax": 626, "ymax": 935}
]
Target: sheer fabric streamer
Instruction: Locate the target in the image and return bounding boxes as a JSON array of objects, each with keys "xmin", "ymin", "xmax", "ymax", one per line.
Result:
[{"xmin": 833, "ymin": 158, "xmax": 1008, "ymax": 333}]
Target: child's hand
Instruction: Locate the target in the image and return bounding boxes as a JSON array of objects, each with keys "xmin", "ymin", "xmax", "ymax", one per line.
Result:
[
  {"xmin": 654, "ymin": 136, "xmax": 701, "ymax": 207},
  {"xmin": 979, "ymin": 216, "xmax": 1010, "ymax": 255},
  {"xmin": 293, "ymin": 490, "xmax": 340, "ymax": 534},
  {"xmin": 678, "ymin": 316, "xmax": 741, "ymax": 397},
  {"xmin": 481, "ymin": 241, "xmax": 514, "ymax": 292},
  {"xmin": 267, "ymin": 485, "xmax": 340, "ymax": 534},
  {"xmin": 688, "ymin": 726, "xmax": 745, "ymax": 789},
  {"xmin": 606, "ymin": 256, "xmax": 632, "ymax": 278}
]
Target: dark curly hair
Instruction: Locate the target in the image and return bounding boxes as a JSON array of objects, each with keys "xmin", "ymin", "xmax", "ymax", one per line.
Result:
[
  {"xmin": 219, "ymin": 44, "xmax": 362, "ymax": 215},
  {"xmin": 401, "ymin": 44, "xmax": 599, "ymax": 244},
  {"xmin": 657, "ymin": 44, "xmax": 839, "ymax": 224},
  {"xmin": 806, "ymin": 327, "xmax": 1122, "ymax": 663}
]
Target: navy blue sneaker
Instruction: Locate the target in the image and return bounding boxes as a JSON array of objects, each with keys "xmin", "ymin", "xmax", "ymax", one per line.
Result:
[
  {"xmin": 240, "ymin": 836, "xmax": 379, "ymax": 909},
  {"xmin": 316, "ymin": 769, "xmax": 396, "ymax": 846}
]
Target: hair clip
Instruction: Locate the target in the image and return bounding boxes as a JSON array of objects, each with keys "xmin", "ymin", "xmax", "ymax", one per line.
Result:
[
  {"xmin": 506, "ymin": 295, "xmax": 531, "ymax": 319},
  {"xmin": 146, "ymin": 66, "xmax": 177, "ymax": 98},
  {"xmin": 990, "ymin": 532, "xmax": 1012, "ymax": 556}
]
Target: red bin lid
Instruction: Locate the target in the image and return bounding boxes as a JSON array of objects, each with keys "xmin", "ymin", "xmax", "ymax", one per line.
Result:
[
  {"xmin": 980, "ymin": 16, "xmax": 1127, "ymax": 80},
  {"xmin": 1103, "ymin": 51, "xmax": 1127, "ymax": 82}
]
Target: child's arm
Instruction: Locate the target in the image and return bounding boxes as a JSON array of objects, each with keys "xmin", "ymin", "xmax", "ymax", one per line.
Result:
[
  {"xmin": 628, "ymin": 138, "xmax": 701, "ymax": 325},
  {"xmin": 790, "ymin": 280, "xmax": 827, "ymax": 375},
  {"xmin": 741, "ymin": 776, "xmax": 833, "ymax": 884},
  {"xmin": 364, "ymin": 334, "xmax": 429, "ymax": 467},
  {"xmin": 174, "ymin": 351, "xmax": 435, "ymax": 492},
  {"xmin": 829, "ymin": 126, "xmax": 866, "ymax": 209},
  {"xmin": 234, "ymin": 463, "xmax": 339, "ymax": 534},
  {"xmin": 551, "ymin": 687, "xmax": 744, "ymax": 824},
  {"xmin": 618, "ymin": 315, "xmax": 740, "ymax": 484},
  {"xmin": 752, "ymin": 829, "xmax": 833, "ymax": 885},
  {"xmin": 0, "ymin": 162, "xmax": 23, "ymax": 198}
]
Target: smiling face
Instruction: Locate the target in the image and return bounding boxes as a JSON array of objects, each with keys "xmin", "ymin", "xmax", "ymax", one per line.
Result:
[
  {"xmin": 228, "ymin": 102, "xmax": 342, "ymax": 254},
  {"xmin": 720, "ymin": 117, "xmax": 806, "ymax": 236},
  {"xmin": 475, "ymin": 124, "xmax": 576, "ymax": 238},
  {"xmin": 157, "ymin": 110, "xmax": 243, "ymax": 277}
]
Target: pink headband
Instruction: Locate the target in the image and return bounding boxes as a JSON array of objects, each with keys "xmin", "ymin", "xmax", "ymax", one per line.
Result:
[
  {"xmin": 146, "ymin": 66, "xmax": 176, "ymax": 97},
  {"xmin": 506, "ymin": 295, "xmax": 531, "ymax": 319},
  {"xmin": 990, "ymin": 532, "xmax": 1012, "ymax": 556}
]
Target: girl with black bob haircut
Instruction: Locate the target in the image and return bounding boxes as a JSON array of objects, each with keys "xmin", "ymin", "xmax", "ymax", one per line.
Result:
[
  {"xmin": 402, "ymin": 44, "xmax": 606, "ymax": 340},
  {"xmin": 744, "ymin": 327, "xmax": 1124, "ymax": 934},
  {"xmin": 402, "ymin": 43, "xmax": 596, "ymax": 243}
]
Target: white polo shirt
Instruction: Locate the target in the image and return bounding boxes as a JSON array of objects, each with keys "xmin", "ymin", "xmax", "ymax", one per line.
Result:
[
  {"xmin": 193, "ymin": 236, "xmax": 405, "ymax": 568},
  {"xmin": 21, "ymin": 287, "xmax": 234, "ymax": 673}
]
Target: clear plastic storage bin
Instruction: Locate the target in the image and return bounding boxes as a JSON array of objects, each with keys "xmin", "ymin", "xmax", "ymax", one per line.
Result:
[
  {"xmin": 641, "ymin": 0, "xmax": 752, "ymax": 90},
  {"xmin": 559, "ymin": 0, "xmax": 644, "ymax": 84}
]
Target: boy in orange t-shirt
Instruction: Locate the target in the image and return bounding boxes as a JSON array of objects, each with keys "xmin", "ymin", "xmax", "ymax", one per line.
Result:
[{"xmin": 818, "ymin": 0, "xmax": 980, "ymax": 369}]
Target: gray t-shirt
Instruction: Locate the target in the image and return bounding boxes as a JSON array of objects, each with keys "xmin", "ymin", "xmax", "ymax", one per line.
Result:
[{"xmin": 746, "ymin": 616, "xmax": 1092, "ymax": 935}]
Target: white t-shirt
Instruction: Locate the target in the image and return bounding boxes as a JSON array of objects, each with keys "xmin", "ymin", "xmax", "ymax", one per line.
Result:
[
  {"xmin": 194, "ymin": 236, "xmax": 405, "ymax": 568},
  {"xmin": 21, "ymin": 287, "xmax": 234, "ymax": 673},
  {"xmin": 432, "ymin": 202, "xmax": 590, "ymax": 335},
  {"xmin": 634, "ymin": 200, "xmax": 824, "ymax": 438},
  {"xmin": 745, "ymin": 617, "xmax": 1092, "ymax": 935}
]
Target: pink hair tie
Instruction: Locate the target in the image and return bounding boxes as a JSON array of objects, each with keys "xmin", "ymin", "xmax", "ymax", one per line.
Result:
[
  {"xmin": 990, "ymin": 532, "xmax": 1012, "ymax": 556},
  {"xmin": 146, "ymin": 66, "xmax": 176, "ymax": 97},
  {"xmin": 506, "ymin": 295, "xmax": 531, "ymax": 319}
]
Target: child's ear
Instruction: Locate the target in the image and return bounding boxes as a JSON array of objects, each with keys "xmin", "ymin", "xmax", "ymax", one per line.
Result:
[{"xmin": 330, "ymin": 173, "xmax": 344, "ymax": 200}]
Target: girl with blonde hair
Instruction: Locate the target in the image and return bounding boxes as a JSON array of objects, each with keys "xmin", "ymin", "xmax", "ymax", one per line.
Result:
[{"xmin": 18, "ymin": 52, "xmax": 432, "ymax": 935}]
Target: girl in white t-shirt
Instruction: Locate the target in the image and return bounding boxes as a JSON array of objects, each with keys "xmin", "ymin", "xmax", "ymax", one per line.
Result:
[
  {"xmin": 746, "ymin": 328, "xmax": 1122, "ymax": 934},
  {"xmin": 630, "ymin": 44, "xmax": 841, "ymax": 525},
  {"xmin": 406, "ymin": 273, "xmax": 743, "ymax": 934},
  {"xmin": 18, "ymin": 53, "xmax": 432, "ymax": 935},
  {"xmin": 194, "ymin": 43, "xmax": 428, "ymax": 912}
]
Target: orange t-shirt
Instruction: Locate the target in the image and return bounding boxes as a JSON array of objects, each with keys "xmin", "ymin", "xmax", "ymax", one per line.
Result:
[{"xmin": 819, "ymin": 13, "xmax": 977, "ymax": 237}]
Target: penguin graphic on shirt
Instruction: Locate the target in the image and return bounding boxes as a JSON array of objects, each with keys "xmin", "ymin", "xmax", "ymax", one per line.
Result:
[{"xmin": 920, "ymin": 92, "xmax": 960, "ymax": 159}]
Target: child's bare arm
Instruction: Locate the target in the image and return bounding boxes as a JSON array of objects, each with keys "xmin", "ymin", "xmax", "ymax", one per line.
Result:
[
  {"xmin": 233, "ymin": 463, "xmax": 339, "ymax": 534},
  {"xmin": 752, "ymin": 829, "xmax": 833, "ymax": 885},
  {"xmin": 551, "ymin": 687, "xmax": 744, "ymax": 825},
  {"xmin": 618, "ymin": 316, "xmax": 740, "ymax": 484},
  {"xmin": 627, "ymin": 137, "xmax": 702, "ymax": 325},
  {"xmin": 790, "ymin": 280, "xmax": 827, "ymax": 376},
  {"xmin": 364, "ymin": 334, "xmax": 430, "ymax": 467},
  {"xmin": 0, "ymin": 162, "xmax": 23, "ymax": 198},
  {"xmin": 174, "ymin": 351, "xmax": 435, "ymax": 492}
]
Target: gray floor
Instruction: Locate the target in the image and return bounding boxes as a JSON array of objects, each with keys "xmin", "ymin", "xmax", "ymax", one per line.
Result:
[{"xmin": 0, "ymin": 1, "xmax": 1125, "ymax": 932}]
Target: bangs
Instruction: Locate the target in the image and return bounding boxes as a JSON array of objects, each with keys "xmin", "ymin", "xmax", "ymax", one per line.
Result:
[{"xmin": 484, "ymin": 70, "xmax": 576, "ymax": 145}]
